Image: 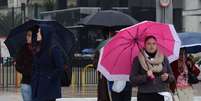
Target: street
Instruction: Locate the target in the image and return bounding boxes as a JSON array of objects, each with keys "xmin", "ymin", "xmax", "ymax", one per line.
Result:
[{"xmin": 1, "ymin": 82, "xmax": 201, "ymax": 101}]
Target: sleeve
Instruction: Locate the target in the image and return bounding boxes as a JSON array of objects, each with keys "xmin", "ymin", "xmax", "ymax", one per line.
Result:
[
  {"xmin": 15, "ymin": 50, "xmax": 25, "ymax": 74},
  {"xmin": 192, "ymin": 64, "xmax": 200, "ymax": 77},
  {"xmin": 93, "ymin": 51, "xmax": 100, "ymax": 69},
  {"xmin": 129, "ymin": 57, "xmax": 148, "ymax": 86},
  {"xmin": 51, "ymin": 47, "xmax": 65, "ymax": 76},
  {"xmin": 164, "ymin": 57, "xmax": 175, "ymax": 83},
  {"xmin": 169, "ymin": 61, "xmax": 178, "ymax": 93}
]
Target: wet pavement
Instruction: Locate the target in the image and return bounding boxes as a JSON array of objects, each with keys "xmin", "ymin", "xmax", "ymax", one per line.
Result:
[{"xmin": 1, "ymin": 82, "xmax": 201, "ymax": 101}]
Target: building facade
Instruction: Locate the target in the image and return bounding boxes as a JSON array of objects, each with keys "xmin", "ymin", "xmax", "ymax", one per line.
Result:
[
  {"xmin": 77, "ymin": 0, "xmax": 128, "ymax": 9},
  {"xmin": 128, "ymin": 0, "xmax": 183, "ymax": 32},
  {"xmin": 0, "ymin": 0, "xmax": 7, "ymax": 7},
  {"xmin": 183, "ymin": 0, "xmax": 201, "ymax": 32}
]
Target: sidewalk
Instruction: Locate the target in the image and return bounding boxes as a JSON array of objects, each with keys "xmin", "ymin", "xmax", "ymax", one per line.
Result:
[
  {"xmin": 57, "ymin": 97, "xmax": 201, "ymax": 101},
  {"xmin": 0, "ymin": 88, "xmax": 22, "ymax": 101},
  {"xmin": 1, "ymin": 82, "xmax": 201, "ymax": 101}
]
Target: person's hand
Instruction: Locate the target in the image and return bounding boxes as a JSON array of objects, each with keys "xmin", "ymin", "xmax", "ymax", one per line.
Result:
[
  {"xmin": 64, "ymin": 64, "xmax": 68, "ymax": 70},
  {"xmin": 147, "ymin": 70, "xmax": 155, "ymax": 80},
  {"xmin": 36, "ymin": 28, "xmax": 42, "ymax": 41},
  {"xmin": 161, "ymin": 73, "xmax": 169, "ymax": 81}
]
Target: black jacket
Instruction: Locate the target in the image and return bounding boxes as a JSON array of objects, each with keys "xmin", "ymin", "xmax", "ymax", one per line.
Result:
[{"xmin": 15, "ymin": 44, "xmax": 33, "ymax": 84}]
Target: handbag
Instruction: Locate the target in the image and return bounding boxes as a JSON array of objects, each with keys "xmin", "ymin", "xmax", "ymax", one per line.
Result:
[
  {"xmin": 188, "ymin": 71, "xmax": 199, "ymax": 84},
  {"xmin": 60, "ymin": 65, "xmax": 72, "ymax": 87},
  {"xmin": 49, "ymin": 45, "xmax": 72, "ymax": 87},
  {"xmin": 173, "ymin": 92, "xmax": 180, "ymax": 101}
]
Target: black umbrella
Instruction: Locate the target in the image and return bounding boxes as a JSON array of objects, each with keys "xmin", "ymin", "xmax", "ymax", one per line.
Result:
[
  {"xmin": 4, "ymin": 19, "xmax": 75, "ymax": 57},
  {"xmin": 78, "ymin": 10, "xmax": 138, "ymax": 28}
]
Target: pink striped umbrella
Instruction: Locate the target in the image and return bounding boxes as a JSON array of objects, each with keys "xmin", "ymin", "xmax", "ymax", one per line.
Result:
[{"xmin": 97, "ymin": 21, "xmax": 181, "ymax": 81}]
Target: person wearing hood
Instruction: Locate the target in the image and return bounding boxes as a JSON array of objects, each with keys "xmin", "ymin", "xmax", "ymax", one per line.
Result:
[{"xmin": 31, "ymin": 25, "xmax": 65, "ymax": 101}]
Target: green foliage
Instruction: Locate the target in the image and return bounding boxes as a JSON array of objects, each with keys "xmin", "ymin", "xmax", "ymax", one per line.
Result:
[
  {"xmin": 0, "ymin": 11, "xmax": 22, "ymax": 35},
  {"xmin": 44, "ymin": 0, "xmax": 55, "ymax": 11}
]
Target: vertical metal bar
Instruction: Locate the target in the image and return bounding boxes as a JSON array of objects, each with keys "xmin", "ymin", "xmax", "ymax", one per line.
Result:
[
  {"xmin": 85, "ymin": 69, "xmax": 87, "ymax": 85},
  {"xmin": 2, "ymin": 58, "xmax": 4, "ymax": 88},
  {"xmin": 90, "ymin": 69, "xmax": 92, "ymax": 84},
  {"xmin": 86, "ymin": 69, "xmax": 87, "ymax": 85},
  {"xmin": 6, "ymin": 58, "xmax": 9, "ymax": 88},
  {"xmin": 93, "ymin": 69, "xmax": 95, "ymax": 84},
  {"xmin": 11, "ymin": 58, "xmax": 14, "ymax": 86},
  {"xmin": 12, "ymin": 7, "xmax": 15, "ymax": 28},
  {"xmin": 9, "ymin": 58, "xmax": 11, "ymax": 86},
  {"xmin": 13, "ymin": 58, "xmax": 15, "ymax": 86},
  {"xmin": 78, "ymin": 67, "xmax": 80, "ymax": 93},
  {"xmin": 0, "ymin": 57, "xmax": 2, "ymax": 87}
]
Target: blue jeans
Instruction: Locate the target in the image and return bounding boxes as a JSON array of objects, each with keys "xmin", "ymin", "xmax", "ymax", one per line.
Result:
[{"xmin": 21, "ymin": 84, "xmax": 32, "ymax": 101}]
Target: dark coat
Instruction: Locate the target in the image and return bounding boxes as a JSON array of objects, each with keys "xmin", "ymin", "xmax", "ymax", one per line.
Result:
[
  {"xmin": 31, "ymin": 46, "xmax": 64, "ymax": 101},
  {"xmin": 130, "ymin": 57, "xmax": 175, "ymax": 93},
  {"xmin": 31, "ymin": 27, "xmax": 65, "ymax": 101},
  {"xmin": 93, "ymin": 51, "xmax": 110, "ymax": 101},
  {"xmin": 15, "ymin": 44, "xmax": 33, "ymax": 84}
]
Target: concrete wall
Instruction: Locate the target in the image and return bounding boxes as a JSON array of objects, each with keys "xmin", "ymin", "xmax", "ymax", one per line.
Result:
[
  {"xmin": 128, "ymin": 0, "xmax": 182, "ymax": 8},
  {"xmin": 183, "ymin": 0, "xmax": 201, "ymax": 32},
  {"xmin": 183, "ymin": 0, "xmax": 201, "ymax": 10},
  {"xmin": 183, "ymin": 16, "xmax": 201, "ymax": 32}
]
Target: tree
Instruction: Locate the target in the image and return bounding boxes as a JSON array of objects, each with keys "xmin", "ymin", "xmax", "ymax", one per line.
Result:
[
  {"xmin": 57, "ymin": 0, "xmax": 67, "ymax": 10},
  {"xmin": 44, "ymin": 0, "xmax": 55, "ymax": 11},
  {"xmin": 0, "ymin": 11, "xmax": 22, "ymax": 35}
]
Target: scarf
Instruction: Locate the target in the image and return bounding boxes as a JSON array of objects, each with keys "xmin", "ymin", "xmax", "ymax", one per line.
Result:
[
  {"xmin": 138, "ymin": 50, "xmax": 164, "ymax": 73},
  {"xmin": 32, "ymin": 41, "xmax": 42, "ymax": 55}
]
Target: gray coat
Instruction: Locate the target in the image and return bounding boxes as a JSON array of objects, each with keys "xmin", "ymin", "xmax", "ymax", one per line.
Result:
[{"xmin": 130, "ymin": 57, "xmax": 175, "ymax": 93}]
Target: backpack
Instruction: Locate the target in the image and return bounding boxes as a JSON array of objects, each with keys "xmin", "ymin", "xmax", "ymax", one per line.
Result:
[{"xmin": 49, "ymin": 45, "xmax": 72, "ymax": 87}]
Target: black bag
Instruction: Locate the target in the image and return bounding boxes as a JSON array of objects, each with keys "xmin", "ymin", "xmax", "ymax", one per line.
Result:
[
  {"xmin": 60, "ymin": 64, "xmax": 72, "ymax": 87},
  {"xmin": 49, "ymin": 45, "xmax": 72, "ymax": 87},
  {"xmin": 188, "ymin": 71, "xmax": 199, "ymax": 84}
]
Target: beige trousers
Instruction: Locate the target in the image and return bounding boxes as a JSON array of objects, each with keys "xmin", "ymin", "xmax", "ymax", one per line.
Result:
[{"xmin": 177, "ymin": 86, "xmax": 193, "ymax": 101}]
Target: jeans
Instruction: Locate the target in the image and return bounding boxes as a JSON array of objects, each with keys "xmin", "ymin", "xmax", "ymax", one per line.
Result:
[{"xmin": 21, "ymin": 84, "xmax": 32, "ymax": 101}]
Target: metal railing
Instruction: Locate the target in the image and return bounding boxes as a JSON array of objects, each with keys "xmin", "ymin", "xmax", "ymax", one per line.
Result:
[
  {"xmin": 0, "ymin": 57, "xmax": 98, "ymax": 90},
  {"xmin": 0, "ymin": 57, "xmax": 16, "ymax": 88},
  {"xmin": 71, "ymin": 57, "xmax": 98, "ymax": 94}
]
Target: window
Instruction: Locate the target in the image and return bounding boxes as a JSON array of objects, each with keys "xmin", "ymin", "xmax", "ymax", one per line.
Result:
[
  {"xmin": 0, "ymin": 0, "xmax": 8, "ymax": 7},
  {"xmin": 118, "ymin": 0, "xmax": 128, "ymax": 7}
]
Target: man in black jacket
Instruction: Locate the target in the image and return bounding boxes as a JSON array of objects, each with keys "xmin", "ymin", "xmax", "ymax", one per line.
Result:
[{"xmin": 15, "ymin": 28, "xmax": 33, "ymax": 101}]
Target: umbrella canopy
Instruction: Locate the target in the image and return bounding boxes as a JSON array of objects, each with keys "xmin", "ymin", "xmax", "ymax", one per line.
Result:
[
  {"xmin": 97, "ymin": 21, "xmax": 181, "ymax": 81},
  {"xmin": 78, "ymin": 10, "xmax": 138, "ymax": 28},
  {"xmin": 4, "ymin": 19, "xmax": 75, "ymax": 57},
  {"xmin": 178, "ymin": 32, "xmax": 201, "ymax": 53}
]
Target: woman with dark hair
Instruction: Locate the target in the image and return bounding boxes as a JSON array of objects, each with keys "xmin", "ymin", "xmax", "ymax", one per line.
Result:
[
  {"xmin": 31, "ymin": 26, "xmax": 65, "ymax": 101},
  {"xmin": 94, "ymin": 30, "xmax": 115, "ymax": 101},
  {"xmin": 15, "ymin": 28, "xmax": 33, "ymax": 101},
  {"xmin": 170, "ymin": 49, "xmax": 200, "ymax": 101},
  {"xmin": 130, "ymin": 36, "xmax": 175, "ymax": 101},
  {"xmin": 186, "ymin": 57, "xmax": 200, "ymax": 78}
]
